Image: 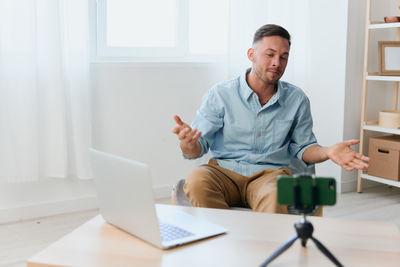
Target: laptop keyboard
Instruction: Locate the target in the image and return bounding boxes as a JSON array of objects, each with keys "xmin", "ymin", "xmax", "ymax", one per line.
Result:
[{"xmin": 159, "ymin": 222, "xmax": 195, "ymax": 242}]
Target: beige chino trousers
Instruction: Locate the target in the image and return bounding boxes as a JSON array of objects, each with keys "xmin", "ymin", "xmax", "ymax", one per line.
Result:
[{"xmin": 184, "ymin": 159, "xmax": 322, "ymax": 216}]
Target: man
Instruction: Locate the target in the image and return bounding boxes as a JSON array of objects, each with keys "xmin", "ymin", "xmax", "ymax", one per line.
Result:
[{"xmin": 172, "ymin": 24, "xmax": 369, "ymax": 215}]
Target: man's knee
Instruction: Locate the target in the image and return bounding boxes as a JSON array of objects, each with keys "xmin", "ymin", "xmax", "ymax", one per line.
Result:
[
  {"xmin": 184, "ymin": 166, "xmax": 232, "ymax": 209},
  {"xmin": 251, "ymin": 191, "xmax": 287, "ymax": 214},
  {"xmin": 184, "ymin": 166, "xmax": 216, "ymax": 196},
  {"xmin": 247, "ymin": 169, "xmax": 288, "ymax": 213}
]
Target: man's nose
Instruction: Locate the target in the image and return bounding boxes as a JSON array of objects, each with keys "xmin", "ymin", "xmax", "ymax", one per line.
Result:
[{"xmin": 272, "ymin": 56, "xmax": 280, "ymax": 68}]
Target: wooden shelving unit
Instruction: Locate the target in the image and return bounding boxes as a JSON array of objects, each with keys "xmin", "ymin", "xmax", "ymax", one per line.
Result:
[{"xmin": 357, "ymin": 0, "xmax": 400, "ymax": 192}]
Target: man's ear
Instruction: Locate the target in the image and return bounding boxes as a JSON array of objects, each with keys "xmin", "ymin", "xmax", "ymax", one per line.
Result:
[{"xmin": 247, "ymin": 48, "xmax": 255, "ymax": 62}]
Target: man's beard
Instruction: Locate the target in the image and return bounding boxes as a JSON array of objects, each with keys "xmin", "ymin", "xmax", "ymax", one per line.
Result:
[{"xmin": 254, "ymin": 67, "xmax": 280, "ymax": 85}]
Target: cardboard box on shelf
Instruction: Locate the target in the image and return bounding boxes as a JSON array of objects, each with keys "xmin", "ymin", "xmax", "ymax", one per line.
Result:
[{"xmin": 368, "ymin": 135, "xmax": 400, "ymax": 181}]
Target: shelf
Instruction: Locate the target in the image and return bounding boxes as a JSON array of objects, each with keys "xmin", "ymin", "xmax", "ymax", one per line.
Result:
[
  {"xmin": 363, "ymin": 124, "xmax": 400, "ymax": 135},
  {"xmin": 360, "ymin": 173, "xmax": 400, "ymax": 188},
  {"xmin": 358, "ymin": 0, "xmax": 400, "ymax": 192},
  {"xmin": 367, "ymin": 75, "xmax": 400, "ymax": 81},
  {"xmin": 369, "ymin": 22, "xmax": 400, "ymax": 29}
]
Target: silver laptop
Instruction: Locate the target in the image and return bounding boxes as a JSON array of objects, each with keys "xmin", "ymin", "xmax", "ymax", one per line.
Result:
[{"xmin": 89, "ymin": 149, "xmax": 227, "ymax": 249}]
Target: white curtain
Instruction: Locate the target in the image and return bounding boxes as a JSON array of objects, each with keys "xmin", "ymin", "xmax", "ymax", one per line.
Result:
[{"xmin": 0, "ymin": 0, "xmax": 91, "ymax": 183}]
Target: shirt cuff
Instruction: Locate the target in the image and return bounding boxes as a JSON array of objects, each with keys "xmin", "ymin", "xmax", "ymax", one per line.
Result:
[{"xmin": 296, "ymin": 143, "xmax": 318, "ymax": 168}]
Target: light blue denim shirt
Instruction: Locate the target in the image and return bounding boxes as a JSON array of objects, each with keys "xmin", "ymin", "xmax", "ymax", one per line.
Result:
[{"xmin": 190, "ymin": 69, "xmax": 318, "ymax": 176}]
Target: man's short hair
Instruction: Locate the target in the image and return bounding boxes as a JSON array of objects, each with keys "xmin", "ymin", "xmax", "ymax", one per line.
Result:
[{"xmin": 253, "ymin": 24, "xmax": 291, "ymax": 47}]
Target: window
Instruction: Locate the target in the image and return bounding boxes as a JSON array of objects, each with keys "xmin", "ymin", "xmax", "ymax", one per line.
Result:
[{"xmin": 94, "ymin": 0, "xmax": 229, "ymax": 60}]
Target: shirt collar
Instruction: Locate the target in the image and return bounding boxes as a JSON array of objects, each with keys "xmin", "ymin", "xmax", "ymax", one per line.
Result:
[
  {"xmin": 239, "ymin": 68, "xmax": 254, "ymax": 101},
  {"xmin": 239, "ymin": 68, "xmax": 286, "ymax": 107}
]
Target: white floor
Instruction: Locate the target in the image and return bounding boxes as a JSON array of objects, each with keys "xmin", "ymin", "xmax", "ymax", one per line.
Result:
[
  {"xmin": 0, "ymin": 209, "xmax": 99, "ymax": 267},
  {"xmin": 1, "ymin": 185, "xmax": 400, "ymax": 267},
  {"xmin": 324, "ymin": 185, "xmax": 400, "ymax": 227}
]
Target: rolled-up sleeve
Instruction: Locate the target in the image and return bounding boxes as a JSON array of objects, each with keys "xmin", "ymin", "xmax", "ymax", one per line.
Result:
[
  {"xmin": 185, "ymin": 88, "xmax": 224, "ymax": 159},
  {"xmin": 289, "ymin": 97, "xmax": 318, "ymax": 166}
]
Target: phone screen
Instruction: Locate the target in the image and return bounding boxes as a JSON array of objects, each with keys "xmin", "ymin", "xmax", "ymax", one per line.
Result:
[{"xmin": 277, "ymin": 176, "xmax": 336, "ymax": 206}]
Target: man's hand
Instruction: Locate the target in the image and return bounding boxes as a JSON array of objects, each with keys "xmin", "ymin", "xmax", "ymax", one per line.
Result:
[
  {"xmin": 172, "ymin": 115, "xmax": 202, "ymax": 158},
  {"xmin": 326, "ymin": 140, "xmax": 369, "ymax": 171}
]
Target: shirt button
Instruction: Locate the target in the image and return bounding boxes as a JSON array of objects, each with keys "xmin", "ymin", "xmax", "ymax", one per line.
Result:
[
  {"xmin": 255, "ymin": 150, "xmax": 259, "ymax": 154},
  {"xmin": 258, "ymin": 114, "xmax": 262, "ymax": 117},
  {"xmin": 258, "ymin": 133, "xmax": 261, "ymax": 137}
]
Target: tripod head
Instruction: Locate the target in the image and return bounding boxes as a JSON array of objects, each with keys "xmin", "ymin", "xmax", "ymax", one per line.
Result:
[{"xmin": 294, "ymin": 216, "xmax": 314, "ymax": 247}]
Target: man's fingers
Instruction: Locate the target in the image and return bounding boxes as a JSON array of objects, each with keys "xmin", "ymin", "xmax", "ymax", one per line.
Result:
[
  {"xmin": 352, "ymin": 158, "xmax": 368, "ymax": 168},
  {"xmin": 185, "ymin": 128, "xmax": 197, "ymax": 141},
  {"xmin": 172, "ymin": 125, "xmax": 182, "ymax": 135},
  {"xmin": 173, "ymin": 115, "xmax": 194, "ymax": 140},
  {"xmin": 355, "ymin": 152, "xmax": 370, "ymax": 161},
  {"xmin": 173, "ymin": 115, "xmax": 183, "ymax": 126},
  {"xmin": 191, "ymin": 130, "xmax": 202, "ymax": 143},
  {"xmin": 343, "ymin": 164, "xmax": 354, "ymax": 171},
  {"xmin": 186, "ymin": 129, "xmax": 202, "ymax": 144},
  {"xmin": 178, "ymin": 128, "xmax": 201, "ymax": 143},
  {"xmin": 344, "ymin": 158, "xmax": 368, "ymax": 171},
  {"xmin": 347, "ymin": 161, "xmax": 362, "ymax": 170},
  {"xmin": 178, "ymin": 127, "xmax": 190, "ymax": 140},
  {"xmin": 174, "ymin": 115, "xmax": 190, "ymax": 128},
  {"xmin": 345, "ymin": 139, "xmax": 360, "ymax": 146},
  {"xmin": 344, "ymin": 161, "xmax": 356, "ymax": 171}
]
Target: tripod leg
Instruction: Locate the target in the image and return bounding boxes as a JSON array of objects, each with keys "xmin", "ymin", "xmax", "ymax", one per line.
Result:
[
  {"xmin": 310, "ymin": 236, "xmax": 343, "ymax": 267},
  {"xmin": 259, "ymin": 235, "xmax": 298, "ymax": 267}
]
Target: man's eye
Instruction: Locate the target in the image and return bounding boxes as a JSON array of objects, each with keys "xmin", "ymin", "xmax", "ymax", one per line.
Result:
[
  {"xmin": 266, "ymin": 54, "xmax": 273, "ymax": 57},
  {"xmin": 280, "ymin": 57, "xmax": 288, "ymax": 60}
]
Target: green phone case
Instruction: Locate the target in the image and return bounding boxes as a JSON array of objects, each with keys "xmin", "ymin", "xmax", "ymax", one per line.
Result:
[{"xmin": 277, "ymin": 176, "xmax": 336, "ymax": 206}]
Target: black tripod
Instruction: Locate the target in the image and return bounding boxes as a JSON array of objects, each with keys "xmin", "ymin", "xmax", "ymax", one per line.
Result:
[
  {"xmin": 259, "ymin": 213, "xmax": 343, "ymax": 266},
  {"xmin": 260, "ymin": 177, "xmax": 343, "ymax": 267}
]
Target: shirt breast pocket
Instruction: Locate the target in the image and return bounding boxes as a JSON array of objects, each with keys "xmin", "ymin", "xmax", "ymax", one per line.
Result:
[{"xmin": 272, "ymin": 120, "xmax": 293, "ymax": 148}]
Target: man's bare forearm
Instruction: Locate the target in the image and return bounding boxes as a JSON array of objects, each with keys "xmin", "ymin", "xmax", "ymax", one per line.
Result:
[{"xmin": 302, "ymin": 144, "xmax": 329, "ymax": 164}]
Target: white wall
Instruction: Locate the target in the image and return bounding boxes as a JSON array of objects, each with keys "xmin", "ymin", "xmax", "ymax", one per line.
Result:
[
  {"xmin": 258, "ymin": 0, "xmax": 349, "ymax": 191},
  {"xmin": 91, "ymin": 0, "xmax": 397, "ymax": 194},
  {"xmin": 342, "ymin": 0, "xmax": 367, "ymax": 192},
  {"xmin": 91, "ymin": 62, "xmax": 228, "ymax": 197},
  {"xmin": 90, "ymin": 1, "xmax": 350, "ymax": 194},
  {"xmin": 306, "ymin": 0, "xmax": 349, "ymax": 192}
]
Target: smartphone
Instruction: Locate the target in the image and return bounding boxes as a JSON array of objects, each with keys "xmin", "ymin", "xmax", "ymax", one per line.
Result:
[{"xmin": 277, "ymin": 175, "xmax": 336, "ymax": 206}]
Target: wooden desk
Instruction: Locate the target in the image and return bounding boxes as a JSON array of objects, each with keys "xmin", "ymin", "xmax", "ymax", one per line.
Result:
[{"xmin": 28, "ymin": 204, "xmax": 400, "ymax": 267}]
